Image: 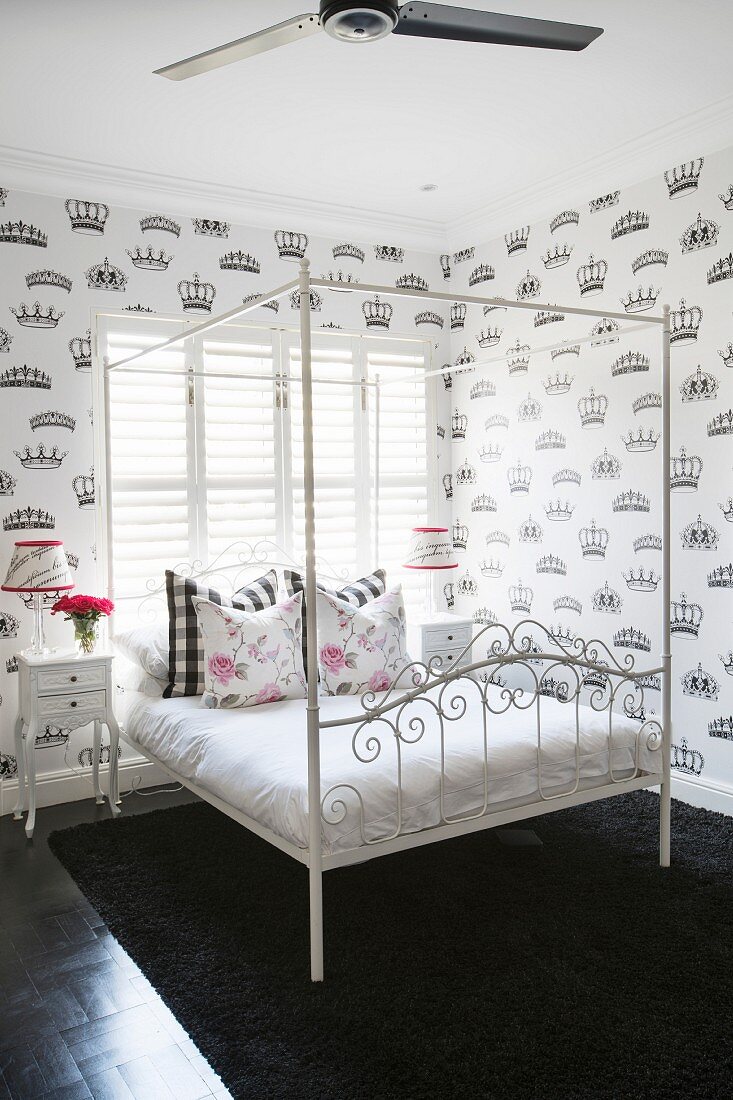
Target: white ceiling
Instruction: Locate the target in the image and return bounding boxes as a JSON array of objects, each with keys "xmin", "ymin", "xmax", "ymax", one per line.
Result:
[{"xmin": 2, "ymin": 0, "xmax": 733, "ymax": 248}]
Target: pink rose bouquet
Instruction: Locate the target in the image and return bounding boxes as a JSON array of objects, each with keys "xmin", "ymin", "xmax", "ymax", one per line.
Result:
[{"xmin": 51, "ymin": 593, "xmax": 114, "ymax": 655}]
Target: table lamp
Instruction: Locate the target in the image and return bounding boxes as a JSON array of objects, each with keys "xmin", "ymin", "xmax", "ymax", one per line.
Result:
[
  {"xmin": 403, "ymin": 526, "xmax": 457, "ymax": 616},
  {"xmin": 1, "ymin": 540, "xmax": 74, "ymax": 657}
]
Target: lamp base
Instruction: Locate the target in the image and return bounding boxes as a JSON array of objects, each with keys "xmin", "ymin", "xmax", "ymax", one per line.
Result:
[{"xmin": 22, "ymin": 643, "xmax": 53, "ymax": 659}]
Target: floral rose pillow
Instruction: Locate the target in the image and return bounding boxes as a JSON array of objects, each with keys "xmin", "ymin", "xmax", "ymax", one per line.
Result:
[
  {"xmin": 192, "ymin": 594, "xmax": 306, "ymax": 709},
  {"xmin": 316, "ymin": 585, "xmax": 411, "ymax": 696}
]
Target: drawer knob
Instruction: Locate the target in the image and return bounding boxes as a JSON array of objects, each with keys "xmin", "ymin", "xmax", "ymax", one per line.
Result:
[
  {"xmin": 69, "ymin": 701, "xmax": 77, "ymax": 708},
  {"xmin": 447, "ymin": 655, "xmax": 453, "ymax": 662},
  {"xmin": 447, "ymin": 634, "xmax": 453, "ymax": 641},
  {"xmin": 70, "ymin": 675, "xmax": 78, "ymax": 683}
]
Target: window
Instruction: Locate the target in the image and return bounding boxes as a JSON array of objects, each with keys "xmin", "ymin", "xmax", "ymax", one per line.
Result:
[{"xmin": 98, "ymin": 316, "xmax": 435, "ymax": 625}]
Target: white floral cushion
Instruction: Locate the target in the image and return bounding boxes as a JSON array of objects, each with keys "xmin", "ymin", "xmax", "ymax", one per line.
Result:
[
  {"xmin": 192, "ymin": 593, "xmax": 307, "ymax": 709},
  {"xmin": 316, "ymin": 585, "xmax": 411, "ymax": 696}
]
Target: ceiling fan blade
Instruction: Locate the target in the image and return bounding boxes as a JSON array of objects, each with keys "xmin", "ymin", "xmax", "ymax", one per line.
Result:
[
  {"xmin": 155, "ymin": 13, "xmax": 322, "ymax": 80},
  {"xmin": 393, "ymin": 3, "xmax": 603, "ymax": 51}
]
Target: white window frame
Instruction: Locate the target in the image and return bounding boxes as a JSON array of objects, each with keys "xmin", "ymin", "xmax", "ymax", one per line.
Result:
[{"xmin": 93, "ymin": 310, "xmax": 436, "ymax": 607}]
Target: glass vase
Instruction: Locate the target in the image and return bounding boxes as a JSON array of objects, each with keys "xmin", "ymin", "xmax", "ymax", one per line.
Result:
[{"xmin": 74, "ymin": 620, "xmax": 98, "ymax": 656}]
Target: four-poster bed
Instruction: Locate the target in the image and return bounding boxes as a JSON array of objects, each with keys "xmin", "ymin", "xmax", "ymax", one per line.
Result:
[{"xmin": 96, "ymin": 261, "xmax": 672, "ymax": 983}]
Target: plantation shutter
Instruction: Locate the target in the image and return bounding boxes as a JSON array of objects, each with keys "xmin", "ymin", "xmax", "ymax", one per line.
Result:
[{"xmin": 104, "ymin": 325, "xmax": 189, "ymax": 625}]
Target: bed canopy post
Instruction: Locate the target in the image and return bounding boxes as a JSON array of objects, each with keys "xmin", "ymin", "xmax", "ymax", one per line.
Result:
[
  {"xmin": 299, "ymin": 258, "xmax": 324, "ymax": 981},
  {"xmin": 659, "ymin": 304, "xmax": 672, "ymax": 868}
]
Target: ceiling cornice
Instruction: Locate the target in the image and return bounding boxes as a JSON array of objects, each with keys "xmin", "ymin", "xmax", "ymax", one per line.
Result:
[
  {"xmin": 446, "ymin": 93, "xmax": 733, "ymax": 250},
  {"xmin": 0, "ymin": 143, "xmax": 449, "ymax": 253}
]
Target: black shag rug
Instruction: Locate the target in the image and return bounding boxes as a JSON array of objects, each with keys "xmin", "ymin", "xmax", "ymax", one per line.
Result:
[{"xmin": 49, "ymin": 792, "xmax": 732, "ymax": 1100}]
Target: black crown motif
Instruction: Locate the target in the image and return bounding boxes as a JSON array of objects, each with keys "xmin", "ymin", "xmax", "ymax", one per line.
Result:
[
  {"xmin": 622, "ymin": 427, "xmax": 659, "ymax": 452},
  {"xmin": 479, "ymin": 558, "xmax": 503, "ymax": 577},
  {"xmin": 3, "ymin": 506, "xmax": 55, "ymax": 531},
  {"xmin": 670, "ymin": 447, "xmax": 702, "ymax": 491},
  {"xmin": 450, "ymin": 302, "xmax": 466, "ymax": 330},
  {"xmin": 363, "ymin": 295, "xmax": 392, "ymax": 329},
  {"xmin": 592, "ymin": 581, "xmax": 622, "ymax": 614},
  {"xmin": 73, "ymin": 468, "xmax": 95, "ymax": 508},
  {"xmin": 11, "ymin": 302, "xmax": 64, "ymax": 328},
  {"xmin": 720, "ymin": 497, "xmax": 733, "ymax": 522},
  {"xmin": 553, "ymin": 595, "xmax": 581, "ymax": 615},
  {"xmin": 469, "ymin": 378, "xmax": 495, "ymax": 399},
  {"xmin": 544, "ymin": 371, "xmax": 573, "ymax": 394},
  {"xmin": 484, "ymin": 414, "xmax": 508, "ymax": 431},
  {"xmin": 670, "ymin": 592, "xmax": 703, "ymax": 638},
  {"xmin": 633, "ymin": 391, "xmax": 662, "ymax": 415},
  {"xmin": 550, "ymin": 624, "xmax": 575, "ymax": 648},
  {"xmin": 535, "ymin": 429, "xmax": 566, "ymax": 450},
  {"xmin": 708, "ymin": 563, "xmax": 733, "ymax": 589},
  {"xmin": 127, "ymin": 246, "xmax": 173, "ymax": 271},
  {"xmin": 621, "ymin": 285, "xmax": 658, "ymax": 313},
  {"xmin": 634, "ymin": 533, "xmax": 662, "ymax": 553},
  {"xmin": 0, "ymin": 608, "xmax": 20, "ymax": 638},
  {"xmin": 65, "ymin": 199, "xmax": 108, "ymax": 233},
  {"xmin": 578, "ymin": 387, "xmax": 608, "ymax": 428},
  {"xmin": 456, "ymin": 457, "xmax": 477, "ymax": 485},
  {"xmin": 396, "ymin": 273, "xmax": 428, "ymax": 292},
  {"xmin": 0, "ymin": 326, "xmax": 12, "ymax": 353},
  {"xmin": 289, "ymin": 288, "xmax": 322, "ymax": 312},
  {"xmin": 452, "ymin": 411, "xmax": 467, "ymax": 439},
  {"xmin": 25, "ymin": 269, "xmax": 72, "ymax": 293},
  {"xmin": 452, "ymin": 247, "xmax": 474, "ymax": 265},
  {"xmin": 0, "ymin": 220, "xmax": 47, "ymax": 246},
  {"xmin": 69, "ymin": 330, "xmax": 92, "ymax": 371},
  {"xmin": 455, "ymin": 346, "xmax": 475, "ymax": 368},
  {"xmin": 242, "ymin": 294, "xmax": 279, "ymax": 313},
  {"xmin": 123, "ymin": 304, "xmax": 155, "ymax": 313},
  {"xmin": 718, "ymin": 342, "xmax": 733, "ymax": 368},
  {"xmin": 472, "ymin": 493, "xmax": 497, "ymax": 513},
  {"xmin": 30, "ymin": 410, "xmax": 75, "ymax": 431},
  {"xmin": 415, "ymin": 310, "xmax": 444, "ymax": 328},
  {"xmin": 507, "ymin": 460, "xmax": 531, "ymax": 494},
  {"xmin": 665, "ymin": 158, "xmax": 703, "ymax": 198},
  {"xmin": 612, "ymin": 489, "xmax": 650, "ymax": 513},
  {"xmin": 486, "ymin": 529, "xmax": 511, "ymax": 547},
  {"xmin": 670, "ymin": 299, "xmax": 702, "ymax": 345},
  {"xmin": 579, "ymin": 519, "xmax": 609, "ymax": 558},
  {"xmin": 0, "ymin": 468, "xmax": 16, "ymax": 494},
  {"xmin": 509, "ymin": 580, "xmax": 533, "ymax": 613},
  {"xmin": 35, "ymin": 725, "xmax": 69, "ymax": 749},
  {"xmin": 545, "ymin": 498, "xmax": 574, "ymax": 522},
  {"xmin": 611, "ymin": 351, "xmax": 649, "ymax": 377},
  {"xmin": 681, "ymin": 514, "xmax": 719, "ymax": 551},
  {"xmin": 478, "ymin": 443, "xmax": 502, "ymax": 463},
  {"xmin": 718, "ymin": 185, "xmax": 733, "ymax": 211},
  {"xmin": 179, "ymin": 272, "xmax": 216, "ymax": 313},
  {"xmin": 550, "ymin": 210, "xmax": 579, "ymax": 233},
  {"xmin": 589, "ymin": 192, "xmax": 620, "ymax": 213},
  {"xmin": 632, "ymin": 249, "xmax": 668, "ymax": 274},
  {"xmin": 516, "ymin": 270, "xmax": 541, "ymax": 300},
  {"xmin": 374, "ymin": 244, "xmax": 404, "ymax": 263},
  {"xmin": 477, "ymin": 327, "xmax": 501, "ymax": 348},
  {"xmin": 0, "ymin": 187, "xmax": 8, "ymax": 206},
  {"xmin": 0, "ymin": 364, "xmax": 50, "ymax": 388},
  {"xmin": 452, "ymin": 519, "xmax": 468, "ymax": 550},
  {"xmin": 193, "ymin": 218, "xmax": 229, "ymax": 237},
  {"xmin": 708, "ymin": 716, "xmax": 733, "ymax": 742},
  {"xmin": 534, "ymin": 309, "xmax": 564, "ymax": 327},
  {"xmin": 86, "ymin": 257, "xmax": 127, "ymax": 291},
  {"xmin": 707, "ymin": 253, "xmax": 733, "ymax": 285},
  {"xmin": 536, "ymin": 554, "xmax": 566, "ymax": 575},
  {"xmin": 517, "ymin": 392, "xmax": 542, "ymax": 422},
  {"xmin": 681, "ymin": 364, "xmax": 718, "ymax": 402},
  {"xmin": 623, "ymin": 567, "xmax": 659, "ymax": 592},
  {"xmin": 444, "ymin": 583, "xmax": 455, "ymax": 609},
  {"xmin": 507, "ymin": 340, "xmax": 530, "ymax": 374},
  {"xmin": 613, "ymin": 626, "xmax": 651, "ymax": 652},
  {"xmin": 333, "ymin": 242, "xmax": 365, "ymax": 263},
  {"xmin": 439, "ymin": 253, "xmax": 451, "ymax": 279},
  {"xmin": 15, "ymin": 444, "xmax": 67, "ymax": 469},
  {"xmin": 518, "ymin": 514, "xmax": 543, "ymax": 543},
  {"xmin": 707, "ymin": 409, "xmax": 733, "ymax": 437},
  {"xmin": 6, "ymin": 656, "xmax": 18, "ymax": 673},
  {"xmin": 681, "ymin": 663, "xmax": 719, "ymax": 701},
  {"xmin": 542, "ymin": 243, "xmax": 572, "ymax": 269},
  {"xmin": 442, "ymin": 473, "xmax": 453, "ymax": 500},
  {"xmin": 469, "ymin": 263, "xmax": 495, "ymax": 286},
  {"xmin": 719, "ymin": 651, "xmax": 733, "ymax": 677},
  {"xmin": 275, "ymin": 230, "xmax": 308, "ymax": 260},
  {"xmin": 551, "ymin": 344, "xmax": 579, "ymax": 361},
  {"xmin": 590, "ymin": 317, "xmax": 620, "ymax": 346},
  {"xmin": 611, "ymin": 210, "xmax": 649, "ymax": 239},
  {"xmin": 680, "ymin": 212, "xmax": 719, "ymax": 253},
  {"xmin": 457, "ymin": 571, "xmax": 478, "ymax": 598},
  {"xmin": 140, "ymin": 214, "xmax": 180, "ymax": 236},
  {"xmin": 671, "ymin": 739, "xmax": 704, "ymax": 776},
  {"xmin": 505, "ymin": 228, "xmax": 529, "ymax": 255},
  {"xmin": 552, "ymin": 467, "xmax": 581, "ymax": 486}
]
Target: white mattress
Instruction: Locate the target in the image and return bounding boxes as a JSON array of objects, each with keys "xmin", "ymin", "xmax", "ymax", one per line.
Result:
[{"xmin": 117, "ymin": 685, "xmax": 661, "ymax": 856}]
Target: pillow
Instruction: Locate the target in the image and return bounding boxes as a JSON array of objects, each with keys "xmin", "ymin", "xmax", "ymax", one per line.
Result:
[
  {"xmin": 193, "ymin": 593, "xmax": 306, "ymax": 709},
  {"xmin": 283, "ymin": 567, "xmax": 386, "ymax": 672},
  {"xmin": 316, "ymin": 584, "xmax": 410, "ymax": 696},
  {"xmin": 164, "ymin": 569, "xmax": 278, "ymax": 698},
  {"xmin": 115, "ymin": 656, "xmax": 166, "ymax": 698},
  {"xmin": 113, "ymin": 624, "xmax": 168, "ymax": 681}
]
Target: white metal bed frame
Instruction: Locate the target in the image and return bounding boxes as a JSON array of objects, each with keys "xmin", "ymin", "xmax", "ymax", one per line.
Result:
[{"xmin": 97, "ymin": 262, "xmax": 672, "ymax": 982}]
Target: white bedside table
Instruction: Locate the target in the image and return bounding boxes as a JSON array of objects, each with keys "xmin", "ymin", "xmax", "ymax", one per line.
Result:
[
  {"xmin": 407, "ymin": 612, "xmax": 474, "ymax": 673},
  {"xmin": 13, "ymin": 651, "xmax": 121, "ymax": 838}
]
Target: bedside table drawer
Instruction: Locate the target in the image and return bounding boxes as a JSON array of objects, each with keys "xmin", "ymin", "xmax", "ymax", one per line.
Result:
[
  {"xmin": 37, "ymin": 690, "xmax": 106, "ymax": 718},
  {"xmin": 424, "ymin": 624, "xmax": 472, "ymax": 650},
  {"xmin": 425, "ymin": 647, "xmax": 468, "ymax": 672},
  {"xmin": 37, "ymin": 665, "xmax": 107, "ymax": 695}
]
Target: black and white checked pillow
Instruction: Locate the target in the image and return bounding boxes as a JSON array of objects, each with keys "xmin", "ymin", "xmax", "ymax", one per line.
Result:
[
  {"xmin": 163, "ymin": 569, "xmax": 278, "ymax": 698},
  {"xmin": 283, "ymin": 568, "xmax": 386, "ymax": 674}
]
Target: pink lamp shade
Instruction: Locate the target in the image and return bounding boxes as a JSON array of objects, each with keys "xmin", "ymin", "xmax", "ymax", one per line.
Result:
[
  {"xmin": 403, "ymin": 527, "xmax": 458, "ymax": 571},
  {"xmin": 1, "ymin": 540, "xmax": 74, "ymax": 593}
]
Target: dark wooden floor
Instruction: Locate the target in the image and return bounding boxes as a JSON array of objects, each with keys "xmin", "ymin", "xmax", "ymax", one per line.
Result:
[{"xmin": 0, "ymin": 788, "xmax": 233, "ymax": 1100}]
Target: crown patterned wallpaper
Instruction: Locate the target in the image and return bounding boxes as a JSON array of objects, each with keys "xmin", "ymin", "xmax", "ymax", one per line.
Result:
[
  {"xmin": 0, "ymin": 190, "xmax": 451, "ymax": 791},
  {"xmin": 447, "ymin": 145, "xmax": 733, "ymax": 796}
]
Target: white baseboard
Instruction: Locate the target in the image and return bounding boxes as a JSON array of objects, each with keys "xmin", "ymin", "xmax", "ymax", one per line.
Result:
[
  {"xmin": 670, "ymin": 774, "xmax": 733, "ymax": 817},
  {"xmin": 0, "ymin": 757, "xmax": 170, "ymax": 818}
]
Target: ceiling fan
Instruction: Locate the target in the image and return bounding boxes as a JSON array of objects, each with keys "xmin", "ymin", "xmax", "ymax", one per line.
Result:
[{"xmin": 155, "ymin": 2, "xmax": 603, "ymax": 80}]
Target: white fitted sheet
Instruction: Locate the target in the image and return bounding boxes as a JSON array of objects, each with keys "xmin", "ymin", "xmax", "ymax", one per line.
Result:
[{"xmin": 117, "ymin": 684, "xmax": 661, "ymax": 856}]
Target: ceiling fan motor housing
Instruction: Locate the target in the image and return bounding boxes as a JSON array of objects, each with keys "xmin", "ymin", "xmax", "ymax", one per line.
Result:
[{"xmin": 320, "ymin": 0, "xmax": 399, "ymax": 42}]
